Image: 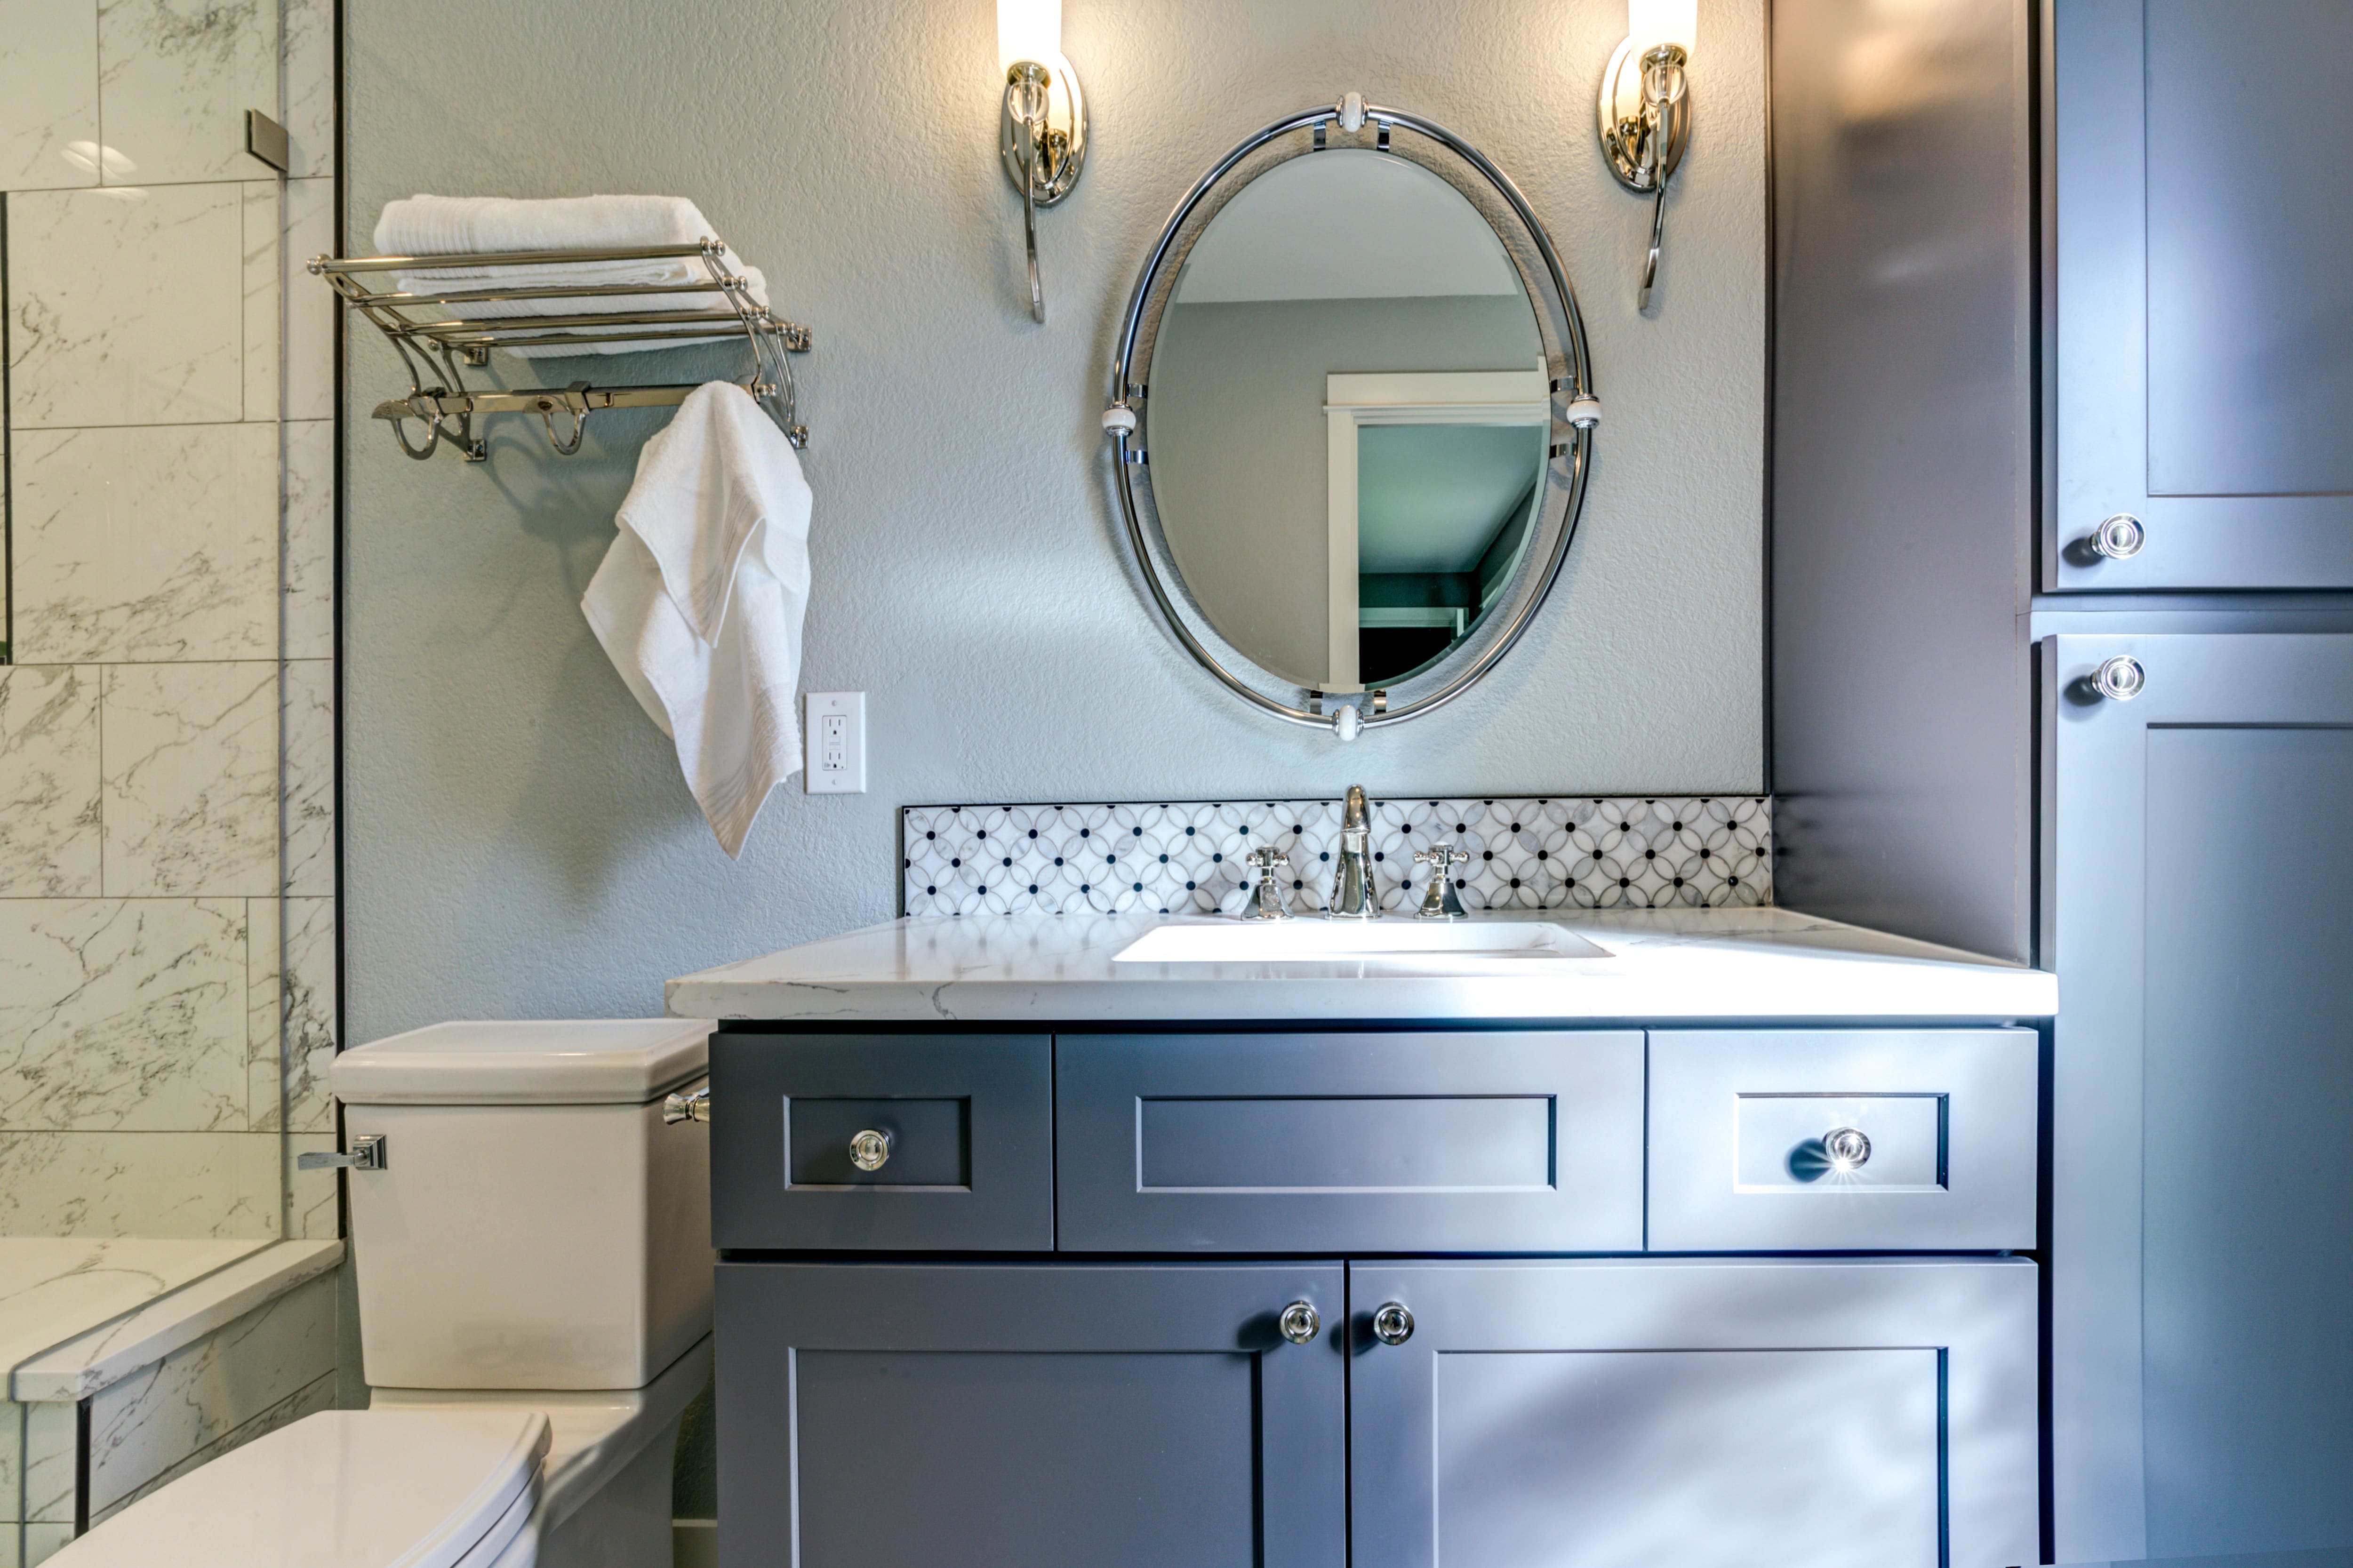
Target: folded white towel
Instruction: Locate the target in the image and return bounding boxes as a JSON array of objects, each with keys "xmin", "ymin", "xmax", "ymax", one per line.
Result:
[
  {"xmin": 376, "ymin": 194, "xmax": 768, "ymax": 357},
  {"xmin": 581, "ymin": 383, "xmax": 812, "ymax": 858}
]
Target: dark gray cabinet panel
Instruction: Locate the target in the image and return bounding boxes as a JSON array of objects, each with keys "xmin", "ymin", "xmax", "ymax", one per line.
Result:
[
  {"xmin": 1055, "ymin": 1031, "xmax": 1644, "ymax": 1253},
  {"xmin": 1347, "ymin": 1258, "xmax": 2038, "ymax": 1568},
  {"xmin": 710, "ymin": 1032, "xmax": 1051, "ymax": 1251},
  {"xmin": 715, "ymin": 1261, "xmax": 1345, "ymax": 1568},
  {"xmin": 2054, "ymin": 1, "xmax": 2353, "ymax": 589},
  {"xmin": 2046, "ymin": 634, "xmax": 2353, "ymax": 1561},
  {"xmin": 1768, "ymin": 0, "xmax": 2036, "ymax": 961}
]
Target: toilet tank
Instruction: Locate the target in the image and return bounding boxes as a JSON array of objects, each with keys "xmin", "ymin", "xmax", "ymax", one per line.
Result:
[{"xmin": 331, "ymin": 1020, "xmax": 713, "ymax": 1392}]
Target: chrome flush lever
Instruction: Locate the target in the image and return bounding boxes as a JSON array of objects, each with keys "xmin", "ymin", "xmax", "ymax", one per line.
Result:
[{"xmin": 297, "ymin": 1134, "xmax": 386, "ymax": 1171}]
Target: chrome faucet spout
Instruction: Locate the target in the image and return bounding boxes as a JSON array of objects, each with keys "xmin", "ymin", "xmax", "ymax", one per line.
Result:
[{"xmin": 1328, "ymin": 784, "xmax": 1380, "ymax": 918}]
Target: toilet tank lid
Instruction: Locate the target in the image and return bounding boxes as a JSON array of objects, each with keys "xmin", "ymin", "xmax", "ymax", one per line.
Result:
[{"xmin": 332, "ymin": 1019, "xmax": 713, "ymax": 1104}]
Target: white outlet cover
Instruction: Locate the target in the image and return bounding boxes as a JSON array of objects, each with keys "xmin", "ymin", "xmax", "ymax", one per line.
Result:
[{"xmin": 804, "ymin": 692, "xmax": 866, "ymax": 793}]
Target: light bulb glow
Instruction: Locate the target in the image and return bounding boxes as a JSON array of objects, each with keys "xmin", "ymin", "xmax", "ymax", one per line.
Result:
[
  {"xmin": 998, "ymin": 0, "xmax": 1061, "ymax": 75},
  {"xmin": 1627, "ymin": 0, "xmax": 1698, "ymax": 55}
]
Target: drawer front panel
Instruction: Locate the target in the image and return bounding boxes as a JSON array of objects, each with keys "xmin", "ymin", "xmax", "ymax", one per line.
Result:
[
  {"xmin": 1648, "ymin": 1029, "xmax": 2038, "ymax": 1251},
  {"xmin": 1057, "ymin": 1032, "xmax": 1644, "ymax": 1253},
  {"xmin": 712, "ymin": 1032, "xmax": 1052, "ymax": 1251}
]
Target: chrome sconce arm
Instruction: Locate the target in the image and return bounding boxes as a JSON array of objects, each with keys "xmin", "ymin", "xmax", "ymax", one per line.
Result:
[
  {"xmin": 997, "ymin": 53, "xmax": 1088, "ymax": 324},
  {"xmin": 1598, "ymin": 3, "xmax": 1697, "ymax": 311}
]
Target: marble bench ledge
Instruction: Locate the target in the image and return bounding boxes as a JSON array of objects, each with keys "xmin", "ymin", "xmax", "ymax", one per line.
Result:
[{"xmin": 9, "ymin": 1240, "xmax": 343, "ymax": 1404}]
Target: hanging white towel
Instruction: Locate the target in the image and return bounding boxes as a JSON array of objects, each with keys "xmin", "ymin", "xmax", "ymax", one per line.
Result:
[
  {"xmin": 374, "ymin": 194, "xmax": 769, "ymax": 356},
  {"xmin": 581, "ymin": 383, "xmax": 811, "ymax": 858}
]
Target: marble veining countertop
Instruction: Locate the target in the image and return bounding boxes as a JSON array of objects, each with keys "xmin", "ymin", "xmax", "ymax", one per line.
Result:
[
  {"xmin": 0, "ymin": 1239, "xmax": 264, "ymax": 1384},
  {"xmin": 667, "ymin": 908, "xmax": 2057, "ymax": 1024}
]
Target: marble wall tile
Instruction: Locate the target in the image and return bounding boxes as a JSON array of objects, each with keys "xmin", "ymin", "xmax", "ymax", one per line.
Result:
[
  {"xmin": 0, "ymin": 2, "xmax": 100, "ymax": 192},
  {"xmin": 245, "ymin": 898, "xmax": 333, "ymax": 1135},
  {"xmin": 90, "ymin": 1368, "xmax": 335, "ymax": 1526},
  {"xmin": 16, "ymin": 1401, "xmax": 74, "ymax": 1527},
  {"xmin": 0, "ymin": 668, "xmax": 102, "ymax": 898},
  {"xmin": 8, "ymin": 425, "xmax": 278, "ymax": 664},
  {"xmin": 244, "ymin": 896, "xmax": 280, "ymax": 1130},
  {"xmin": 0, "ymin": 1131, "xmax": 278, "ymax": 1238},
  {"xmin": 19, "ymin": 1521, "xmax": 75, "ymax": 1568},
  {"xmin": 282, "ymin": 0, "xmax": 333, "ymax": 178},
  {"xmin": 0, "ymin": 899, "xmax": 247, "ymax": 1132},
  {"xmin": 85, "ymin": 1271, "xmax": 335, "ymax": 1516},
  {"xmin": 243, "ymin": 180, "xmax": 280, "ymax": 421},
  {"xmin": 284, "ymin": 421, "xmax": 335, "ymax": 661},
  {"xmin": 286, "ymin": 1135, "xmax": 338, "ymax": 1240},
  {"xmin": 1, "ymin": 1400, "xmax": 22, "ymax": 1523},
  {"xmin": 282, "ymin": 661, "xmax": 333, "ymax": 898},
  {"xmin": 100, "ymin": 662, "xmax": 277, "ymax": 898},
  {"xmin": 284, "ymin": 179, "xmax": 336, "ymax": 422},
  {"xmin": 95, "ymin": 0, "xmax": 279, "ymax": 187},
  {"xmin": 5, "ymin": 184, "xmax": 245, "ymax": 430},
  {"xmin": 280, "ymin": 899, "xmax": 336, "ymax": 1135}
]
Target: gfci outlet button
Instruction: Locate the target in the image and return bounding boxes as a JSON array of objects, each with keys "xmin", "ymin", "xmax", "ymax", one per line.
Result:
[{"xmin": 805, "ymin": 692, "xmax": 866, "ymax": 793}]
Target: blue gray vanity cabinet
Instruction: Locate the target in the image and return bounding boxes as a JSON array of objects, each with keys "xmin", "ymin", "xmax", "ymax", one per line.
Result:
[
  {"xmin": 2046, "ymin": 633, "xmax": 2353, "ymax": 1560},
  {"xmin": 708, "ymin": 1032, "xmax": 1052, "ymax": 1251},
  {"xmin": 2051, "ymin": 0, "xmax": 2353, "ymax": 590},
  {"xmin": 1055, "ymin": 1030, "xmax": 1643, "ymax": 1253},
  {"xmin": 713, "ymin": 1261, "xmax": 1345, "ymax": 1568},
  {"xmin": 1348, "ymin": 1257, "xmax": 2040, "ymax": 1568}
]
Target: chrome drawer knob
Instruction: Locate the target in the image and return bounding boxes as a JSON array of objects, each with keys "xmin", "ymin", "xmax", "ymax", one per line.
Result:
[
  {"xmin": 2093, "ymin": 655, "xmax": 2146, "ymax": 701},
  {"xmin": 1823, "ymin": 1127, "xmax": 1873, "ymax": 1172},
  {"xmin": 2090, "ymin": 512, "xmax": 2145, "ymax": 560},
  {"xmin": 1278, "ymin": 1300, "xmax": 1321, "ymax": 1344},
  {"xmin": 1371, "ymin": 1302, "xmax": 1415, "ymax": 1346},
  {"xmin": 848, "ymin": 1128, "xmax": 893, "ymax": 1172}
]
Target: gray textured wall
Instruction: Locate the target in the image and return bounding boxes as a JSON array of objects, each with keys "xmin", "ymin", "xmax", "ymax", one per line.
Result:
[{"xmin": 343, "ymin": 0, "xmax": 1767, "ymax": 1039}]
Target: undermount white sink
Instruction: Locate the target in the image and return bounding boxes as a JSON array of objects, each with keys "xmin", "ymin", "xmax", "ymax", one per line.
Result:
[{"xmin": 1113, "ymin": 918, "xmax": 1610, "ymax": 964}]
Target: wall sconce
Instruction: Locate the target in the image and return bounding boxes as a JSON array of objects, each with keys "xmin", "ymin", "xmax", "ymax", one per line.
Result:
[
  {"xmin": 1596, "ymin": 0, "xmax": 1697, "ymax": 310},
  {"xmin": 998, "ymin": 0, "xmax": 1088, "ymax": 323}
]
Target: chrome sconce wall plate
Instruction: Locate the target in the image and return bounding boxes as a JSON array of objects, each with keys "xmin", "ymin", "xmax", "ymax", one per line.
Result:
[
  {"xmin": 1102, "ymin": 94, "xmax": 1600, "ymax": 742},
  {"xmin": 1597, "ymin": 0, "xmax": 1697, "ymax": 310},
  {"xmin": 998, "ymin": 0, "xmax": 1088, "ymax": 323}
]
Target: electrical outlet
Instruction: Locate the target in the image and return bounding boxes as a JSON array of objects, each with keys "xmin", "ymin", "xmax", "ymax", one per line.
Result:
[{"xmin": 804, "ymin": 692, "xmax": 866, "ymax": 793}]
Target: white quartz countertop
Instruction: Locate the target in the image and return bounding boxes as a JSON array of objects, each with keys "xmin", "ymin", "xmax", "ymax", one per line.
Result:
[{"xmin": 667, "ymin": 908, "xmax": 2057, "ymax": 1024}]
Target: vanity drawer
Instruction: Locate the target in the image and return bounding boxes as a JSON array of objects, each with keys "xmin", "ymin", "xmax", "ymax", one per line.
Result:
[
  {"xmin": 1056, "ymin": 1031, "xmax": 1645, "ymax": 1253},
  {"xmin": 1647, "ymin": 1029, "xmax": 2039, "ymax": 1252},
  {"xmin": 711, "ymin": 1032, "xmax": 1053, "ymax": 1251}
]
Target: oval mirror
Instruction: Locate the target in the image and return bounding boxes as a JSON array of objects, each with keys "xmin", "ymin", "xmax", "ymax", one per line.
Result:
[{"xmin": 1107, "ymin": 101, "xmax": 1597, "ymax": 736}]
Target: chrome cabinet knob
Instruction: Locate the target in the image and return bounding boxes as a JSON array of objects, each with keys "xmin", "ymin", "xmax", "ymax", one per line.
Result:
[
  {"xmin": 1822, "ymin": 1126, "xmax": 1872, "ymax": 1172},
  {"xmin": 662, "ymin": 1086, "xmax": 711, "ymax": 1124},
  {"xmin": 2089, "ymin": 512, "xmax": 2145, "ymax": 560},
  {"xmin": 848, "ymin": 1128, "xmax": 893, "ymax": 1171},
  {"xmin": 1279, "ymin": 1300, "xmax": 1321, "ymax": 1344},
  {"xmin": 1371, "ymin": 1302, "xmax": 1415, "ymax": 1346},
  {"xmin": 2092, "ymin": 655, "xmax": 2146, "ymax": 701}
]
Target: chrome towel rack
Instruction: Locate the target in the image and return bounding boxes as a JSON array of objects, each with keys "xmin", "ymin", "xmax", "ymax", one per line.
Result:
[{"xmin": 311, "ymin": 239, "xmax": 811, "ymax": 462}]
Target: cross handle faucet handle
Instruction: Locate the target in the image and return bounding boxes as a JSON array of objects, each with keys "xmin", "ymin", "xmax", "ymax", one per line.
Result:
[
  {"xmin": 1247, "ymin": 846, "xmax": 1290, "ymax": 874},
  {"xmin": 1412, "ymin": 842, "xmax": 1471, "ymax": 920},
  {"xmin": 1414, "ymin": 843, "xmax": 1469, "ymax": 871}
]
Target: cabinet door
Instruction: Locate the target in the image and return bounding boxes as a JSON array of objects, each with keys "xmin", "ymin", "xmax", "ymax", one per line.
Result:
[
  {"xmin": 1349, "ymin": 1258, "xmax": 2038, "ymax": 1568},
  {"xmin": 2053, "ymin": 1, "xmax": 2353, "ymax": 589},
  {"xmin": 2045, "ymin": 634, "xmax": 2353, "ymax": 1561},
  {"xmin": 716, "ymin": 1261, "xmax": 1345, "ymax": 1568}
]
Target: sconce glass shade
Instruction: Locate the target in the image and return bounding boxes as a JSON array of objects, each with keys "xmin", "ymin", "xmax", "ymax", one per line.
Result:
[
  {"xmin": 1628, "ymin": 0, "xmax": 1698, "ymax": 55},
  {"xmin": 998, "ymin": 0, "xmax": 1061, "ymax": 73}
]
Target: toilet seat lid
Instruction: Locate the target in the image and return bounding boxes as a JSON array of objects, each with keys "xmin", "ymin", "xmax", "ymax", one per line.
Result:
[{"xmin": 49, "ymin": 1408, "xmax": 550, "ymax": 1568}]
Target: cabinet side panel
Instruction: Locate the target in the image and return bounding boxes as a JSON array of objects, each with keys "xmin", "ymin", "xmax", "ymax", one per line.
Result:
[{"xmin": 1768, "ymin": 0, "xmax": 2035, "ymax": 960}]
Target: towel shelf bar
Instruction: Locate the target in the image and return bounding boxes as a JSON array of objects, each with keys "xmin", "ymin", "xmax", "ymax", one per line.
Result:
[{"xmin": 313, "ymin": 235, "xmax": 810, "ymax": 463}]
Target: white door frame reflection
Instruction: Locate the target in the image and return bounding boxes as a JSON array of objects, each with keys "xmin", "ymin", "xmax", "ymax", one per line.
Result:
[{"xmin": 1324, "ymin": 369, "xmax": 1550, "ymax": 692}]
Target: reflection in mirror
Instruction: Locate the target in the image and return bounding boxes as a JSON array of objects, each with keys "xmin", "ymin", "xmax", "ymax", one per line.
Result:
[{"xmin": 1146, "ymin": 149, "xmax": 1547, "ymax": 696}]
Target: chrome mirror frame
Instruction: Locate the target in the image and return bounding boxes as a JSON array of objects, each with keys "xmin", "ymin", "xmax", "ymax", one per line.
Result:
[{"xmin": 1102, "ymin": 96, "xmax": 1601, "ymax": 737}]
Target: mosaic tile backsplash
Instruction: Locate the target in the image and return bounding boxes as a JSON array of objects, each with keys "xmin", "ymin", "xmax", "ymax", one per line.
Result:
[{"xmin": 902, "ymin": 797, "xmax": 1772, "ymax": 918}]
